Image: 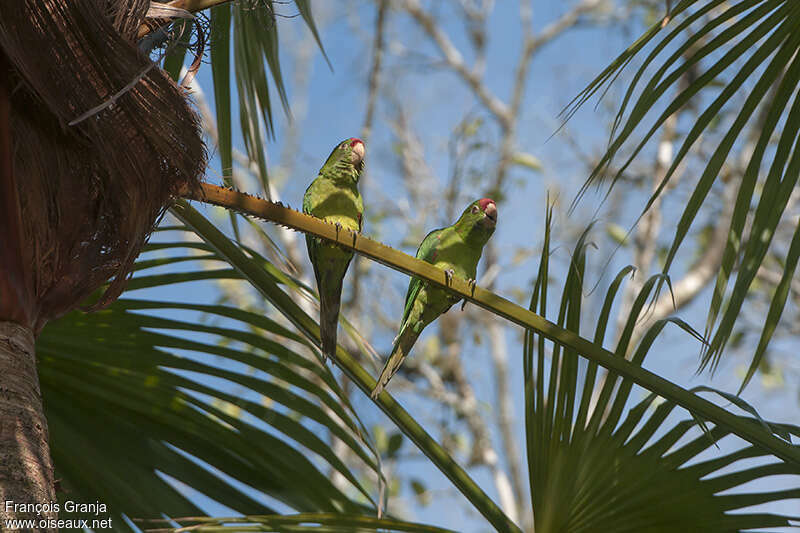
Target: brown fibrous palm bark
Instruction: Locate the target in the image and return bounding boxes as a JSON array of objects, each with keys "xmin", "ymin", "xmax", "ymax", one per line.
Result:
[{"xmin": 0, "ymin": 0, "xmax": 206, "ymax": 528}]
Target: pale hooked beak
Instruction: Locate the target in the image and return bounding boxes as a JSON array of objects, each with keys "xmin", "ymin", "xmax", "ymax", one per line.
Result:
[
  {"xmin": 349, "ymin": 139, "xmax": 365, "ymax": 167},
  {"xmin": 484, "ymin": 201, "xmax": 497, "ymax": 226}
]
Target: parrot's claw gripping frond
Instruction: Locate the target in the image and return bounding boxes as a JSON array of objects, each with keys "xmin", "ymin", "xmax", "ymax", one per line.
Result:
[
  {"xmin": 444, "ymin": 268, "xmax": 454, "ymax": 286},
  {"xmin": 460, "ymin": 279, "xmax": 477, "ymax": 311}
]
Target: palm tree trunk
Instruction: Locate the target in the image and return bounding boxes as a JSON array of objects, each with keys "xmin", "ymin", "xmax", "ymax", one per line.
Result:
[
  {"xmin": 0, "ymin": 322, "xmax": 56, "ymax": 531},
  {"xmin": 0, "ymin": 50, "xmax": 56, "ymax": 532}
]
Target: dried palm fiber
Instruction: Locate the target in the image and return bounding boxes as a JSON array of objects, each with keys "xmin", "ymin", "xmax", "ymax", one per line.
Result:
[{"xmin": 0, "ymin": 0, "xmax": 206, "ymax": 333}]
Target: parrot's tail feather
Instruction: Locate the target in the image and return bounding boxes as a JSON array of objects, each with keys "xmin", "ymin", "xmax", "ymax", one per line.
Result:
[
  {"xmin": 370, "ymin": 328, "xmax": 417, "ymax": 399},
  {"xmin": 319, "ymin": 284, "xmax": 342, "ymax": 362}
]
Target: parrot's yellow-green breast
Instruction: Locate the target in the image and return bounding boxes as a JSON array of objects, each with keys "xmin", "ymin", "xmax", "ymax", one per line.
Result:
[{"xmin": 304, "ymin": 178, "xmax": 363, "ymax": 232}]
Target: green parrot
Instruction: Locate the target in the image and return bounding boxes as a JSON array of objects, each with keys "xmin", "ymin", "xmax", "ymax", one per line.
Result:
[
  {"xmin": 303, "ymin": 137, "xmax": 365, "ymax": 361},
  {"xmin": 371, "ymin": 198, "xmax": 498, "ymax": 398}
]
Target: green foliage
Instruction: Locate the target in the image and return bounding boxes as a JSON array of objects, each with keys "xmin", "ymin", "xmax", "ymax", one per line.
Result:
[
  {"xmin": 39, "ymin": 196, "xmax": 800, "ymax": 532},
  {"xmin": 39, "ymin": 238, "xmax": 381, "ymax": 531},
  {"xmin": 34, "ymin": 2, "xmax": 800, "ymax": 531},
  {"xmin": 524, "ymin": 208, "xmax": 800, "ymax": 532},
  {"xmin": 567, "ymin": 0, "xmax": 800, "ymax": 388},
  {"xmin": 138, "ymin": 513, "xmax": 455, "ymax": 532}
]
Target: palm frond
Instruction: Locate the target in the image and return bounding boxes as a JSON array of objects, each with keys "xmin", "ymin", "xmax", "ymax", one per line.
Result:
[
  {"xmin": 156, "ymin": 0, "xmax": 322, "ymax": 199},
  {"xmin": 137, "ymin": 512, "xmax": 455, "ymax": 532},
  {"xmin": 569, "ymin": 0, "xmax": 800, "ymax": 386},
  {"xmin": 230, "ymin": 0, "xmax": 281, "ymax": 198},
  {"xmin": 294, "ymin": 0, "xmax": 329, "ymax": 67},
  {"xmin": 39, "ymin": 240, "xmax": 381, "ymax": 531},
  {"xmin": 524, "ymin": 214, "xmax": 800, "ymax": 532}
]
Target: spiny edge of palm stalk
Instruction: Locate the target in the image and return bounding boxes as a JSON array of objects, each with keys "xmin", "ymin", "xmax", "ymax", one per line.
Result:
[
  {"xmin": 179, "ymin": 183, "xmax": 478, "ymax": 299},
  {"xmin": 184, "ymin": 182, "xmax": 376, "ymax": 244}
]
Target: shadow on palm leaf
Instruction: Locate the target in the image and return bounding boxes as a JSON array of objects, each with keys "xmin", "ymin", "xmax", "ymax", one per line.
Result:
[{"xmin": 38, "ymin": 237, "xmax": 381, "ymax": 531}]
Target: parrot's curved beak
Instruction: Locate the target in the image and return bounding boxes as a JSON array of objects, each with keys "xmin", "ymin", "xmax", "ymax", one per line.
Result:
[
  {"xmin": 483, "ymin": 201, "xmax": 497, "ymax": 226},
  {"xmin": 349, "ymin": 139, "xmax": 365, "ymax": 170}
]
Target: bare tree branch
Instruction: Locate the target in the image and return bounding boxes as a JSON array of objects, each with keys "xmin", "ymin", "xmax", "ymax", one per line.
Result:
[
  {"xmin": 485, "ymin": 316, "xmax": 526, "ymax": 525},
  {"xmin": 397, "ymin": 0, "xmax": 512, "ymax": 125},
  {"xmin": 393, "ymin": 2, "xmax": 608, "ymax": 522},
  {"xmin": 415, "ymin": 331, "xmax": 520, "ymax": 523},
  {"xmin": 498, "ymin": 0, "xmax": 606, "ymax": 193},
  {"xmin": 348, "ymin": 0, "xmax": 390, "ymax": 312},
  {"xmin": 527, "ymin": 0, "xmax": 604, "ymax": 55},
  {"xmin": 362, "ymin": 0, "xmax": 389, "ymax": 145}
]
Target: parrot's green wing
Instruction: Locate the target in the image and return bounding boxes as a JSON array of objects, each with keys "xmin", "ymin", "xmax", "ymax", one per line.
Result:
[
  {"xmin": 396, "ymin": 226, "xmax": 445, "ymax": 340},
  {"xmin": 302, "ymin": 180, "xmax": 322, "ymax": 289},
  {"xmin": 302, "ymin": 184, "xmax": 312, "ymax": 213}
]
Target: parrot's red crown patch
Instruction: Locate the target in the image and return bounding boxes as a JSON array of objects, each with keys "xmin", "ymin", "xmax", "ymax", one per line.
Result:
[
  {"xmin": 348, "ymin": 138, "xmax": 364, "ymax": 147},
  {"xmin": 478, "ymin": 198, "xmax": 495, "ymax": 211}
]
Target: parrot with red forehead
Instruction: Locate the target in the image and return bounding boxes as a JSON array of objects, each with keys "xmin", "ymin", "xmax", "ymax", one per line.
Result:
[
  {"xmin": 371, "ymin": 198, "xmax": 498, "ymax": 398},
  {"xmin": 303, "ymin": 138, "xmax": 365, "ymax": 361}
]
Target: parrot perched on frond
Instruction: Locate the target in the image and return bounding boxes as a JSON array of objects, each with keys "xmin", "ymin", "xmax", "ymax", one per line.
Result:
[
  {"xmin": 371, "ymin": 198, "xmax": 497, "ymax": 399},
  {"xmin": 303, "ymin": 138, "xmax": 365, "ymax": 361}
]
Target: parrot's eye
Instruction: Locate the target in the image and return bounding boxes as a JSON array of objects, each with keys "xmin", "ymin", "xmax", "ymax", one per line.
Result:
[{"xmin": 471, "ymin": 205, "xmax": 480, "ymax": 214}]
